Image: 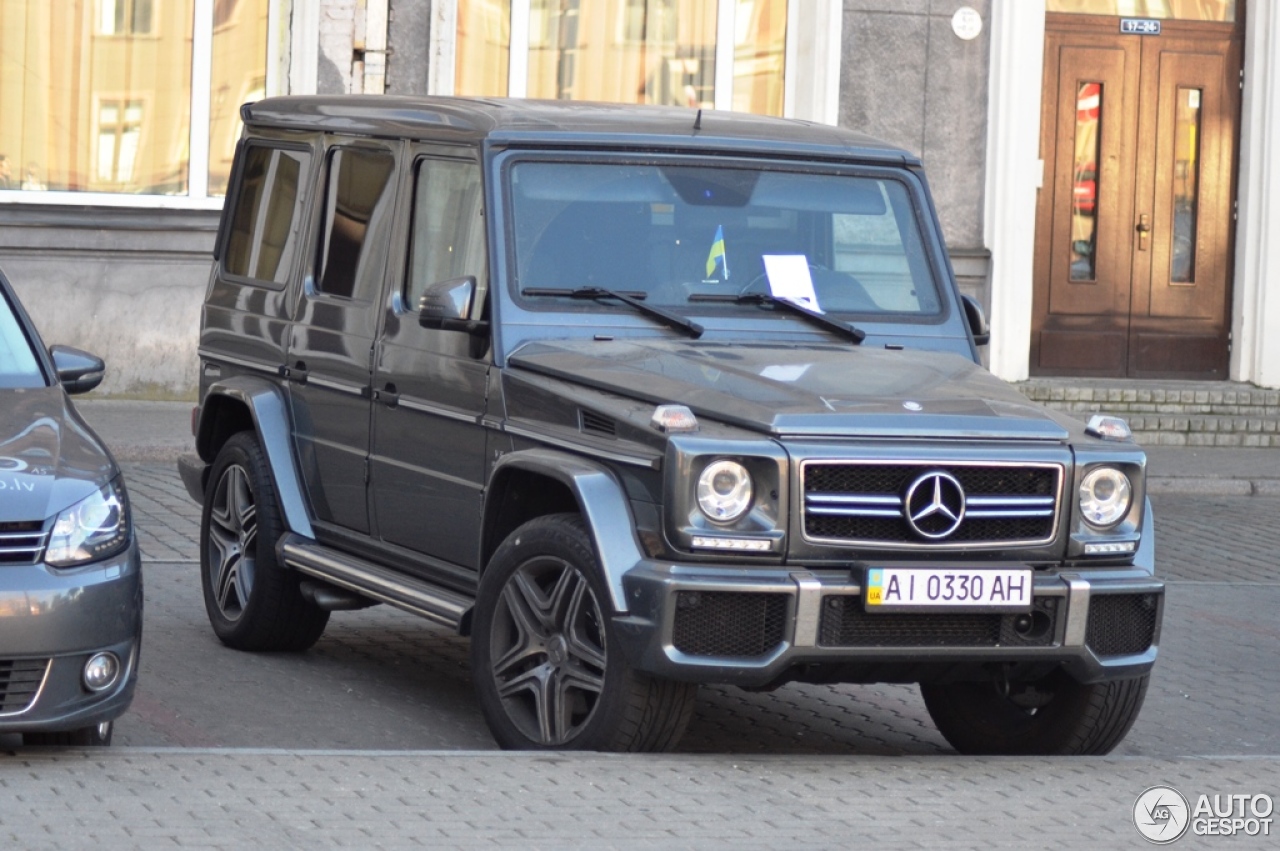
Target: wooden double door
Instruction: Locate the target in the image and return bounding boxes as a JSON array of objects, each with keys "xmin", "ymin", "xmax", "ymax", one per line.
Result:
[{"xmin": 1032, "ymin": 13, "xmax": 1242, "ymax": 378}]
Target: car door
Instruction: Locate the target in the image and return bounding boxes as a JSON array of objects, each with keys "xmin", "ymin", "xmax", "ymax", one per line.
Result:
[
  {"xmin": 286, "ymin": 140, "xmax": 399, "ymax": 534},
  {"xmin": 368, "ymin": 152, "xmax": 491, "ymax": 570}
]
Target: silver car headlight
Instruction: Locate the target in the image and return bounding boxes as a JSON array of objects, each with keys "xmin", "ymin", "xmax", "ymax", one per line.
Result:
[
  {"xmin": 1078, "ymin": 466, "xmax": 1132, "ymax": 528},
  {"xmin": 45, "ymin": 479, "xmax": 130, "ymax": 567},
  {"xmin": 696, "ymin": 460, "xmax": 754, "ymax": 523}
]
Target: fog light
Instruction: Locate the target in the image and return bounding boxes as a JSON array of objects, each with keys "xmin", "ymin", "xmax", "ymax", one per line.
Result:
[{"xmin": 83, "ymin": 652, "xmax": 120, "ymax": 692}]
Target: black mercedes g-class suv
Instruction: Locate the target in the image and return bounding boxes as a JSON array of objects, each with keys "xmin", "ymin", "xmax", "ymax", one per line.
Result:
[{"xmin": 180, "ymin": 96, "xmax": 1161, "ymax": 753}]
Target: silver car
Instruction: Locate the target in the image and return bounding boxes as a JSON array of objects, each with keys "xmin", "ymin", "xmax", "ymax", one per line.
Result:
[{"xmin": 0, "ymin": 269, "xmax": 142, "ymax": 746}]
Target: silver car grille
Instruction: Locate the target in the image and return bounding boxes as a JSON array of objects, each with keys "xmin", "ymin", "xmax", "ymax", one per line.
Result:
[
  {"xmin": 0, "ymin": 522, "xmax": 46, "ymax": 565},
  {"xmin": 802, "ymin": 461, "xmax": 1063, "ymax": 548}
]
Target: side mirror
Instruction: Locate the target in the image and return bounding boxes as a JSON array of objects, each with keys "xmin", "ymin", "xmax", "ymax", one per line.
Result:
[
  {"xmin": 417, "ymin": 276, "xmax": 487, "ymax": 334},
  {"xmin": 960, "ymin": 294, "xmax": 991, "ymax": 347},
  {"xmin": 50, "ymin": 345, "xmax": 105, "ymax": 395}
]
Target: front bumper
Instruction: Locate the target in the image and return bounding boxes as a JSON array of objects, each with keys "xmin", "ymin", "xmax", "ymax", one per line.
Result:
[
  {"xmin": 0, "ymin": 544, "xmax": 143, "ymax": 733},
  {"xmin": 614, "ymin": 562, "xmax": 1162, "ymax": 688}
]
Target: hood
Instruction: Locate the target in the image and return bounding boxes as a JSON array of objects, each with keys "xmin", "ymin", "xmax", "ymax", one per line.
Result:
[
  {"xmin": 0, "ymin": 387, "xmax": 117, "ymax": 523},
  {"xmin": 507, "ymin": 339, "xmax": 1071, "ymax": 440}
]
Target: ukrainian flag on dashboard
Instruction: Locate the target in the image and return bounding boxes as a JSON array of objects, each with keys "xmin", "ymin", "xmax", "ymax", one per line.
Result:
[{"xmin": 705, "ymin": 225, "xmax": 729, "ymax": 280}]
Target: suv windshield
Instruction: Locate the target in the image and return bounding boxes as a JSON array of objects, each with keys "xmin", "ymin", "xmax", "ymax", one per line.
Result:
[
  {"xmin": 510, "ymin": 160, "xmax": 941, "ymax": 319},
  {"xmin": 0, "ymin": 290, "xmax": 44, "ymax": 388}
]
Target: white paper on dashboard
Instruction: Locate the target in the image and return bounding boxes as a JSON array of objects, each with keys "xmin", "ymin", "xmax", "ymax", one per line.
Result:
[
  {"xmin": 760, "ymin": 363, "xmax": 812, "ymax": 382},
  {"xmin": 762, "ymin": 255, "xmax": 822, "ymax": 313}
]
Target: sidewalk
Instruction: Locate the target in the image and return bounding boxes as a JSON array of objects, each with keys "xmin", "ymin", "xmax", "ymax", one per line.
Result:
[{"xmin": 73, "ymin": 399, "xmax": 1280, "ymax": 496}]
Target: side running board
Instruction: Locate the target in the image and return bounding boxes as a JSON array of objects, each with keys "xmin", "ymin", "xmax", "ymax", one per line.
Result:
[{"xmin": 277, "ymin": 533, "xmax": 473, "ymax": 632}]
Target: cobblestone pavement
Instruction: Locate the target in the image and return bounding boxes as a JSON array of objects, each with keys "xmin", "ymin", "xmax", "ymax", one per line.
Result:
[{"xmin": 1, "ymin": 465, "xmax": 1277, "ymax": 847}]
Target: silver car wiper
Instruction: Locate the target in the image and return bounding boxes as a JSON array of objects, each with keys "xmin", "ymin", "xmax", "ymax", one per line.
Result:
[
  {"xmin": 689, "ymin": 292, "xmax": 865, "ymax": 344},
  {"xmin": 522, "ymin": 287, "xmax": 704, "ymax": 339}
]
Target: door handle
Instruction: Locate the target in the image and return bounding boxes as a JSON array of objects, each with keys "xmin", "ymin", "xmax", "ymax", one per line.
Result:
[
  {"xmin": 375, "ymin": 382, "xmax": 399, "ymax": 408},
  {"xmin": 283, "ymin": 360, "xmax": 309, "ymax": 383},
  {"xmin": 1136, "ymin": 213, "xmax": 1151, "ymax": 251}
]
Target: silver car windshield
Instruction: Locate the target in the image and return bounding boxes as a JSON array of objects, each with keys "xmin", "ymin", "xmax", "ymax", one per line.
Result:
[
  {"xmin": 510, "ymin": 160, "xmax": 941, "ymax": 317},
  {"xmin": 0, "ymin": 290, "xmax": 45, "ymax": 388}
]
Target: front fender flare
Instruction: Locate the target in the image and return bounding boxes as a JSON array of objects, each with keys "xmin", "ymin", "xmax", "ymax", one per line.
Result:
[
  {"xmin": 197, "ymin": 376, "xmax": 314, "ymax": 539},
  {"xmin": 487, "ymin": 448, "xmax": 645, "ymax": 614}
]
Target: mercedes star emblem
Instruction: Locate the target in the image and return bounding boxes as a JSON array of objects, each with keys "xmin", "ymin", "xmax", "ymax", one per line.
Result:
[{"xmin": 904, "ymin": 471, "xmax": 966, "ymax": 539}]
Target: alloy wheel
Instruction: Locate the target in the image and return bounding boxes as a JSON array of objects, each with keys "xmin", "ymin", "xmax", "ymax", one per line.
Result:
[
  {"xmin": 487, "ymin": 557, "xmax": 608, "ymax": 745},
  {"xmin": 206, "ymin": 464, "xmax": 257, "ymax": 621}
]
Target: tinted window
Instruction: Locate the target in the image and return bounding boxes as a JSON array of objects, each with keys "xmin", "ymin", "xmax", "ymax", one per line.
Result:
[
  {"xmin": 0, "ymin": 290, "xmax": 45, "ymax": 388},
  {"xmin": 406, "ymin": 158, "xmax": 487, "ymax": 310},
  {"xmin": 223, "ymin": 145, "xmax": 310, "ymax": 285},
  {"xmin": 316, "ymin": 146, "xmax": 397, "ymax": 300},
  {"xmin": 511, "ymin": 160, "xmax": 940, "ymax": 316}
]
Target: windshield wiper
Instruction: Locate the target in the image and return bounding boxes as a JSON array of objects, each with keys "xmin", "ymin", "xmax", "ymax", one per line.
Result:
[
  {"xmin": 522, "ymin": 287, "xmax": 704, "ymax": 339},
  {"xmin": 689, "ymin": 292, "xmax": 865, "ymax": 344}
]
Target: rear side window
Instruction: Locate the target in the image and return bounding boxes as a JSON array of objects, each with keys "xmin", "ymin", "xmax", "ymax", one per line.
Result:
[
  {"xmin": 223, "ymin": 145, "xmax": 310, "ymax": 286},
  {"xmin": 316, "ymin": 146, "xmax": 397, "ymax": 301},
  {"xmin": 405, "ymin": 158, "xmax": 487, "ymax": 311}
]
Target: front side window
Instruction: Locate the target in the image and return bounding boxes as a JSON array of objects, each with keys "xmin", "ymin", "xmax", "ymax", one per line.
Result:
[
  {"xmin": 406, "ymin": 159, "xmax": 487, "ymax": 311},
  {"xmin": 0, "ymin": 291, "xmax": 44, "ymax": 389},
  {"xmin": 222, "ymin": 145, "xmax": 310, "ymax": 286},
  {"xmin": 510, "ymin": 159, "xmax": 940, "ymax": 318},
  {"xmin": 315, "ymin": 147, "xmax": 397, "ymax": 301}
]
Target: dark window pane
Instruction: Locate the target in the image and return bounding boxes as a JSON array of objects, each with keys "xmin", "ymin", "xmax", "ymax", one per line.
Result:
[
  {"xmin": 223, "ymin": 146, "xmax": 309, "ymax": 285},
  {"xmin": 316, "ymin": 148, "xmax": 396, "ymax": 300}
]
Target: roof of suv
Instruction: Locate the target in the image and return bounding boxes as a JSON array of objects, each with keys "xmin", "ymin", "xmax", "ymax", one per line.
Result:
[{"xmin": 241, "ymin": 96, "xmax": 918, "ymax": 165}]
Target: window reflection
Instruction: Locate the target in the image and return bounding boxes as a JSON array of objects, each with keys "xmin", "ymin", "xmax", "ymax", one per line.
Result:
[
  {"xmin": 1172, "ymin": 87, "xmax": 1201, "ymax": 283},
  {"xmin": 457, "ymin": 0, "xmax": 512, "ymax": 97},
  {"xmin": 209, "ymin": 0, "xmax": 270, "ymax": 196},
  {"xmin": 1046, "ymin": 0, "xmax": 1235, "ymax": 22},
  {"xmin": 733, "ymin": 0, "xmax": 786, "ymax": 115},
  {"xmin": 527, "ymin": 1, "xmax": 718, "ymax": 107},
  {"xmin": 0, "ymin": 0, "xmax": 195, "ymax": 194},
  {"xmin": 1070, "ymin": 81, "xmax": 1102, "ymax": 282}
]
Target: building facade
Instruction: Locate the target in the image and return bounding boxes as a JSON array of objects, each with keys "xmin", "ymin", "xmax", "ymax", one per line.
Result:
[{"xmin": 1, "ymin": 0, "xmax": 1276, "ymax": 394}]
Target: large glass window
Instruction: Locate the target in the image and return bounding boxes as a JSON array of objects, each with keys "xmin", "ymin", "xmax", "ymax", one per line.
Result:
[
  {"xmin": 452, "ymin": 0, "xmax": 789, "ymax": 116},
  {"xmin": 0, "ymin": 0, "xmax": 270, "ymax": 201}
]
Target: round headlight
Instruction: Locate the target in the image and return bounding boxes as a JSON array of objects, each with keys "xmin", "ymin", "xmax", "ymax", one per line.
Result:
[
  {"xmin": 696, "ymin": 460, "xmax": 753, "ymax": 523},
  {"xmin": 1078, "ymin": 467, "xmax": 1132, "ymax": 527}
]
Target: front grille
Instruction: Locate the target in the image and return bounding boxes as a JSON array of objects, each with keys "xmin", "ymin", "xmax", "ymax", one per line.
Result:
[
  {"xmin": 1086, "ymin": 594, "xmax": 1159, "ymax": 656},
  {"xmin": 672, "ymin": 591, "xmax": 787, "ymax": 658},
  {"xmin": 0, "ymin": 522, "xmax": 46, "ymax": 565},
  {"xmin": 803, "ymin": 462, "xmax": 1061, "ymax": 547},
  {"xmin": 0, "ymin": 658, "xmax": 50, "ymax": 715},
  {"xmin": 819, "ymin": 595, "xmax": 1059, "ymax": 649}
]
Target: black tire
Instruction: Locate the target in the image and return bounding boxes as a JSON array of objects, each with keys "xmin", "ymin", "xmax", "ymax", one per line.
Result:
[
  {"xmin": 200, "ymin": 431, "xmax": 329, "ymax": 651},
  {"xmin": 920, "ymin": 671, "xmax": 1149, "ymax": 755},
  {"xmin": 24, "ymin": 721, "xmax": 113, "ymax": 747},
  {"xmin": 471, "ymin": 514, "xmax": 697, "ymax": 752}
]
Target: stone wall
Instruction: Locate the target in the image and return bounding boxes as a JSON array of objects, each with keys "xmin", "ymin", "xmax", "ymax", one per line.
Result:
[
  {"xmin": 840, "ymin": 1, "xmax": 992, "ymax": 306},
  {"xmin": 0, "ymin": 208, "xmax": 218, "ymax": 397}
]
